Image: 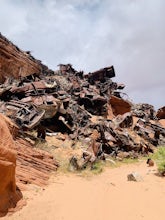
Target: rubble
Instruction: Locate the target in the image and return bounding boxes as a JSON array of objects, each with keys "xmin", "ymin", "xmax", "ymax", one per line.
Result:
[
  {"xmin": 1, "ymin": 100, "xmax": 45, "ymax": 129},
  {"xmin": 87, "ymin": 65, "xmax": 115, "ymax": 84},
  {"xmin": 0, "ymin": 112, "xmax": 58, "ymax": 215},
  {"xmin": 131, "ymin": 103, "xmax": 156, "ymax": 120},
  {"xmin": 0, "ymin": 32, "xmax": 165, "ymax": 175}
]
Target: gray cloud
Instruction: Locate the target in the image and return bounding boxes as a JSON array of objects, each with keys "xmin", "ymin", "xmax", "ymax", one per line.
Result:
[{"xmin": 0, "ymin": 0, "xmax": 165, "ymax": 109}]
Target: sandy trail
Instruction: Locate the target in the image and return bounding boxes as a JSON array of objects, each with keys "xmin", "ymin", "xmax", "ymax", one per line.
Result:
[{"xmin": 3, "ymin": 161, "xmax": 165, "ymax": 220}]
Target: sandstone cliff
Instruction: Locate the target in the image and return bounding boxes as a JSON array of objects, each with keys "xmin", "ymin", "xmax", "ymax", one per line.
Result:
[
  {"xmin": 0, "ymin": 33, "xmax": 53, "ymax": 83},
  {"xmin": 0, "ymin": 114, "xmax": 21, "ymax": 216}
]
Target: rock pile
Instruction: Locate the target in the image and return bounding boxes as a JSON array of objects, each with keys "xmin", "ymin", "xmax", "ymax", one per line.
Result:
[
  {"xmin": 0, "ymin": 33, "xmax": 165, "ymax": 165},
  {"xmin": 0, "ymin": 32, "xmax": 164, "ymax": 215}
]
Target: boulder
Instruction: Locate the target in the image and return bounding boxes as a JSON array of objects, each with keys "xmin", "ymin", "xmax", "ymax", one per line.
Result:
[{"xmin": 127, "ymin": 172, "xmax": 143, "ymax": 182}]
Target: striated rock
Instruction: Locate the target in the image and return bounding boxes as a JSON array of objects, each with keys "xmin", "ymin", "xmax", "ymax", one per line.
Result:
[
  {"xmin": 0, "ymin": 33, "xmax": 41, "ymax": 82},
  {"xmin": 0, "ymin": 114, "xmax": 21, "ymax": 216},
  {"xmin": 0, "ymin": 113, "xmax": 58, "ymax": 216},
  {"xmin": 14, "ymin": 138, "xmax": 58, "ymax": 188},
  {"xmin": 0, "ymin": 33, "xmax": 53, "ymax": 83}
]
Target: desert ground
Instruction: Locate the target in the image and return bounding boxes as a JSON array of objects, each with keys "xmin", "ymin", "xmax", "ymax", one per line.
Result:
[{"xmin": 2, "ymin": 161, "xmax": 165, "ymax": 220}]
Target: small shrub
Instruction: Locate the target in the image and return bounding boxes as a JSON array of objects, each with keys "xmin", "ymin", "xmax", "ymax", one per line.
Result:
[
  {"xmin": 157, "ymin": 160, "xmax": 165, "ymax": 175},
  {"xmin": 91, "ymin": 161, "xmax": 103, "ymax": 174},
  {"xmin": 152, "ymin": 146, "xmax": 165, "ymax": 175}
]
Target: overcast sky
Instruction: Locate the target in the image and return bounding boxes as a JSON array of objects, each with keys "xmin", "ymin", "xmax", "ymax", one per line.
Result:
[{"xmin": 0, "ymin": 0, "xmax": 164, "ymax": 109}]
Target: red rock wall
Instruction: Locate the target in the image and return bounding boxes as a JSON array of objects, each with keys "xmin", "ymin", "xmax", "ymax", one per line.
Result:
[
  {"xmin": 15, "ymin": 138, "xmax": 58, "ymax": 189},
  {"xmin": 0, "ymin": 33, "xmax": 41, "ymax": 83},
  {"xmin": 0, "ymin": 113, "xmax": 58, "ymax": 216},
  {"xmin": 0, "ymin": 114, "xmax": 17, "ymax": 215}
]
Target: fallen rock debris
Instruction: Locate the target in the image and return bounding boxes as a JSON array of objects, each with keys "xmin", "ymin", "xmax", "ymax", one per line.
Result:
[
  {"xmin": 0, "ymin": 33, "xmax": 165, "ymax": 168},
  {"xmin": 0, "ymin": 32, "xmax": 165, "ymax": 214}
]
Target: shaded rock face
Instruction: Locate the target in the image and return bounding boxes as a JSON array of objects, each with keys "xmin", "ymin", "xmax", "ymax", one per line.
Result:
[
  {"xmin": 0, "ymin": 33, "xmax": 53, "ymax": 83},
  {"xmin": 109, "ymin": 95, "xmax": 132, "ymax": 116},
  {"xmin": 0, "ymin": 33, "xmax": 41, "ymax": 83},
  {"xmin": 0, "ymin": 114, "xmax": 20, "ymax": 215},
  {"xmin": 157, "ymin": 106, "xmax": 165, "ymax": 119}
]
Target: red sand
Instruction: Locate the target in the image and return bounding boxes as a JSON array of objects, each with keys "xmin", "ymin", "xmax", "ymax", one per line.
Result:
[{"xmin": 2, "ymin": 161, "xmax": 165, "ymax": 220}]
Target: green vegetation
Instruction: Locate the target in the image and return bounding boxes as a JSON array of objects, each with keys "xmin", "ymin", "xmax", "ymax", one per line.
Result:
[
  {"xmin": 74, "ymin": 160, "xmax": 105, "ymax": 178},
  {"xmin": 91, "ymin": 160, "xmax": 104, "ymax": 174},
  {"xmin": 152, "ymin": 146, "xmax": 165, "ymax": 175},
  {"xmin": 119, "ymin": 157, "xmax": 139, "ymax": 165}
]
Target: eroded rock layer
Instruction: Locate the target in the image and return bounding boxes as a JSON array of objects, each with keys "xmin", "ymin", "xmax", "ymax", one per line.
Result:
[
  {"xmin": 0, "ymin": 113, "xmax": 58, "ymax": 216},
  {"xmin": 0, "ymin": 33, "xmax": 53, "ymax": 83},
  {"xmin": 0, "ymin": 114, "xmax": 19, "ymax": 216},
  {"xmin": 15, "ymin": 138, "xmax": 58, "ymax": 189}
]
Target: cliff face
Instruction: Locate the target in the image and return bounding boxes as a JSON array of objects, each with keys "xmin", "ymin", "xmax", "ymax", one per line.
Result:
[
  {"xmin": 0, "ymin": 33, "xmax": 42, "ymax": 83},
  {"xmin": 0, "ymin": 114, "xmax": 18, "ymax": 215},
  {"xmin": 0, "ymin": 112, "xmax": 58, "ymax": 216}
]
